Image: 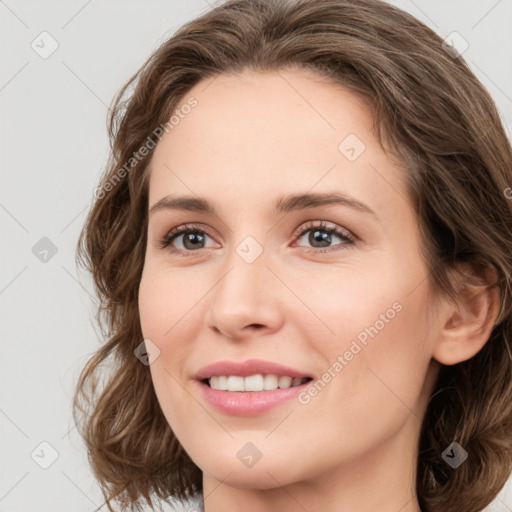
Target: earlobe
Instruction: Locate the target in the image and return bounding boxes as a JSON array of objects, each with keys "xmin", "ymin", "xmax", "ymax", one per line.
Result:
[{"xmin": 432, "ymin": 264, "xmax": 500, "ymax": 366}]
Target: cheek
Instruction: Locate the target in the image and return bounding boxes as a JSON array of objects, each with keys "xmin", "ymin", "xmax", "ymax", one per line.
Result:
[
  {"xmin": 289, "ymin": 266, "xmax": 403, "ymax": 356},
  {"xmin": 138, "ymin": 265, "xmax": 191, "ymax": 341},
  {"xmin": 138, "ymin": 268, "xmax": 164, "ymax": 338},
  {"xmin": 326, "ymin": 294, "xmax": 430, "ymax": 436},
  {"xmin": 304, "ymin": 266, "xmax": 431, "ymax": 413},
  {"xmin": 138, "ymin": 266, "xmax": 201, "ymax": 428}
]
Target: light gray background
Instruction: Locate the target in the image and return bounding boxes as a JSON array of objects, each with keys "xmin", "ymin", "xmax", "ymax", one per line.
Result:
[{"xmin": 1, "ymin": 1, "xmax": 511, "ymax": 511}]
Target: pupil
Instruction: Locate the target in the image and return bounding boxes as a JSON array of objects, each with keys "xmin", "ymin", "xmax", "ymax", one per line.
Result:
[
  {"xmin": 310, "ymin": 229, "xmax": 330, "ymax": 248},
  {"xmin": 184, "ymin": 232, "xmax": 204, "ymax": 250}
]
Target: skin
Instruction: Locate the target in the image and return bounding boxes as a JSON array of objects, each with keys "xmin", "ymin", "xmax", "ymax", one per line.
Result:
[{"xmin": 138, "ymin": 67, "xmax": 499, "ymax": 512}]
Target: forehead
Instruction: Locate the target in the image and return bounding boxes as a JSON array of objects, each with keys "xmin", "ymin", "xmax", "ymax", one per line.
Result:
[
  {"xmin": 167, "ymin": 67, "xmax": 376, "ymax": 153},
  {"xmin": 147, "ymin": 68, "xmax": 406, "ymax": 216}
]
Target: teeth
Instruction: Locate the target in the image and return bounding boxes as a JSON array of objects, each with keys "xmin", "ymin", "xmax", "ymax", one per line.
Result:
[
  {"xmin": 226, "ymin": 376, "xmax": 244, "ymax": 391},
  {"xmin": 244, "ymin": 374, "xmax": 264, "ymax": 391},
  {"xmin": 210, "ymin": 376, "xmax": 228, "ymax": 390},
  {"xmin": 208, "ymin": 374, "xmax": 309, "ymax": 392},
  {"xmin": 278, "ymin": 376, "xmax": 292, "ymax": 389},
  {"xmin": 264, "ymin": 374, "xmax": 278, "ymax": 390}
]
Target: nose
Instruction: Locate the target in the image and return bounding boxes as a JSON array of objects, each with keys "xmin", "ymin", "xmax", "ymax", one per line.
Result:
[{"xmin": 205, "ymin": 244, "xmax": 284, "ymax": 341}]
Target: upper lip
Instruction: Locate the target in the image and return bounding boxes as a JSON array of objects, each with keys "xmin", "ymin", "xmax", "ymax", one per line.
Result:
[{"xmin": 195, "ymin": 359, "xmax": 313, "ymax": 380}]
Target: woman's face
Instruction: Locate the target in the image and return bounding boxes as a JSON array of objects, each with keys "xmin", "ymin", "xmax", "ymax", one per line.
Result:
[{"xmin": 139, "ymin": 68, "xmax": 442, "ymax": 495}]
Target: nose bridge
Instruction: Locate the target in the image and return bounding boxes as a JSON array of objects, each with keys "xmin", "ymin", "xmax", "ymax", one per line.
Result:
[
  {"xmin": 206, "ymin": 232, "xmax": 282, "ymax": 337},
  {"xmin": 215, "ymin": 236, "xmax": 269, "ymax": 310}
]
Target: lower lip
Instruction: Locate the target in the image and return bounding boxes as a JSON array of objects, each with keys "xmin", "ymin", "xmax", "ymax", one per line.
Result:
[{"xmin": 196, "ymin": 380, "xmax": 311, "ymax": 416}]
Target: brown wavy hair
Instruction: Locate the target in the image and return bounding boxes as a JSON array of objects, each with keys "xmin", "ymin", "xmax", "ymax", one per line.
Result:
[{"xmin": 72, "ymin": 0, "xmax": 512, "ymax": 510}]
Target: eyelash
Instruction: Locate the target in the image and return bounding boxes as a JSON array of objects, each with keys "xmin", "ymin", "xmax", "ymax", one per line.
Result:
[{"xmin": 158, "ymin": 221, "xmax": 355, "ymax": 256}]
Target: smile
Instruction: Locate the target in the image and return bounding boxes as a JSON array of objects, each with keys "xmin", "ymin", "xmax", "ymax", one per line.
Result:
[
  {"xmin": 206, "ymin": 374, "xmax": 311, "ymax": 392},
  {"xmin": 195, "ymin": 359, "xmax": 314, "ymax": 415}
]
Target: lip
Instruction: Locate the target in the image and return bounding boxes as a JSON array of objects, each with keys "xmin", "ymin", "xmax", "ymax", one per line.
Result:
[
  {"xmin": 194, "ymin": 359, "xmax": 314, "ymax": 416},
  {"xmin": 195, "ymin": 379, "xmax": 311, "ymax": 416}
]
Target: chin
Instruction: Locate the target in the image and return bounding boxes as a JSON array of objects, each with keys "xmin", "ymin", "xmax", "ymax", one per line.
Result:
[
  {"xmin": 196, "ymin": 450, "xmax": 308, "ymax": 489},
  {"xmin": 205, "ymin": 467, "xmax": 294, "ymax": 490}
]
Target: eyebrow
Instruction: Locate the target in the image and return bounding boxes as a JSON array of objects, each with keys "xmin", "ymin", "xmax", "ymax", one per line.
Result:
[{"xmin": 149, "ymin": 191, "xmax": 376, "ymax": 218}]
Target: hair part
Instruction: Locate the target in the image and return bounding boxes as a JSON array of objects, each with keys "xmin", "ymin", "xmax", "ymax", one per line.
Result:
[{"xmin": 73, "ymin": 0, "xmax": 512, "ymax": 510}]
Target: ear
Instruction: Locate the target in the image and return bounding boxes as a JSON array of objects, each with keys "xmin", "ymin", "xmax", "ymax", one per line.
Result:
[{"xmin": 432, "ymin": 263, "xmax": 500, "ymax": 366}]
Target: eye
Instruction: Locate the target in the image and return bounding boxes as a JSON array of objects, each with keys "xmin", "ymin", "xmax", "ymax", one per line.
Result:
[
  {"xmin": 158, "ymin": 220, "xmax": 355, "ymax": 256},
  {"xmin": 159, "ymin": 223, "xmax": 216, "ymax": 255},
  {"xmin": 292, "ymin": 220, "xmax": 355, "ymax": 253}
]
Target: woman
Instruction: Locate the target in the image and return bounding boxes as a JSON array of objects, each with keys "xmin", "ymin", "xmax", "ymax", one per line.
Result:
[{"xmin": 73, "ymin": 0, "xmax": 512, "ymax": 511}]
